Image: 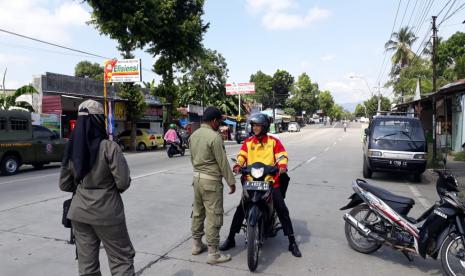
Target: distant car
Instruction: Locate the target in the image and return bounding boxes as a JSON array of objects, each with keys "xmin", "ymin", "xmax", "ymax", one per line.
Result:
[
  {"xmin": 118, "ymin": 128, "xmax": 164, "ymax": 151},
  {"xmin": 288, "ymin": 122, "xmax": 300, "ymax": 132},
  {"xmin": 362, "ymin": 115, "xmax": 427, "ymax": 181}
]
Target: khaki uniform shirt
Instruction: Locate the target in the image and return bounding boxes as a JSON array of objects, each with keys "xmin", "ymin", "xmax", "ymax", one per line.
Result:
[
  {"xmin": 59, "ymin": 140, "xmax": 131, "ymax": 226},
  {"xmin": 189, "ymin": 124, "xmax": 235, "ymax": 186}
]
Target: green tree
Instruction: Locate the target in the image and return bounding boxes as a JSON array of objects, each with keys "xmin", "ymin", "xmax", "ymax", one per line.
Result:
[
  {"xmin": 74, "ymin": 61, "xmax": 104, "ymax": 80},
  {"xmin": 318, "ymin": 90, "xmax": 334, "ymax": 115},
  {"xmin": 385, "ymin": 26, "xmax": 417, "ymax": 68},
  {"xmin": 271, "ymin": 70, "xmax": 294, "ymax": 109},
  {"xmin": 363, "ymin": 96, "xmax": 391, "ymax": 117},
  {"xmin": 286, "ymin": 73, "xmax": 319, "ymax": 115},
  {"xmin": 248, "ymin": 71, "xmax": 273, "ymax": 109},
  {"xmin": 177, "ymin": 48, "xmax": 236, "ymax": 114},
  {"xmin": 354, "ymin": 103, "xmax": 366, "ymax": 117},
  {"xmin": 283, "ymin": 107, "xmax": 296, "ymax": 116},
  {"xmin": 437, "ymin": 32, "xmax": 465, "ymax": 80},
  {"xmin": 0, "ymin": 85, "xmax": 37, "ymax": 112},
  {"xmin": 328, "ymin": 104, "xmax": 344, "ymax": 120}
]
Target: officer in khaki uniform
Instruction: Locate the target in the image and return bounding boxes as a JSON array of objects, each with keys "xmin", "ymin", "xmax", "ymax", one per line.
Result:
[
  {"xmin": 189, "ymin": 106, "xmax": 236, "ymax": 264},
  {"xmin": 60, "ymin": 100, "xmax": 135, "ymax": 276}
]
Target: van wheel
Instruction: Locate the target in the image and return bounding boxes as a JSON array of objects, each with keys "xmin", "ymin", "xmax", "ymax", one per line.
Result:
[
  {"xmin": 363, "ymin": 159, "xmax": 372, "ymax": 179},
  {"xmin": 1, "ymin": 155, "xmax": 20, "ymax": 175}
]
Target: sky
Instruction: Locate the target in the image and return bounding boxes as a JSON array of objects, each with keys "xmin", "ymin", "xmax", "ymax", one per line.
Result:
[{"xmin": 0, "ymin": 0, "xmax": 464, "ymax": 109}]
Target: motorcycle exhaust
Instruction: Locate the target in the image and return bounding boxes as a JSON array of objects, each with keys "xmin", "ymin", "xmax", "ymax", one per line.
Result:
[{"xmin": 343, "ymin": 213, "xmax": 385, "ymax": 242}]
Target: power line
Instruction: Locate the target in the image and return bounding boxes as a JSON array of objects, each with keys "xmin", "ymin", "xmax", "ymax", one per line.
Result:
[
  {"xmin": 399, "ymin": 0, "xmax": 412, "ymax": 28},
  {"xmin": 439, "ymin": 2, "xmax": 465, "ymax": 26},
  {"xmin": 407, "ymin": 0, "xmax": 419, "ymax": 27},
  {"xmin": 376, "ymin": 0, "xmax": 403, "ymax": 85},
  {"xmin": 440, "ymin": 0, "xmax": 457, "ymax": 25},
  {"xmin": 0, "ymin": 27, "xmax": 153, "ymax": 73}
]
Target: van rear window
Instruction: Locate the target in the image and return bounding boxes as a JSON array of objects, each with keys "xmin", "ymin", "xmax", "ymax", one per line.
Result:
[
  {"xmin": 0, "ymin": 118, "xmax": 5, "ymax": 130},
  {"xmin": 10, "ymin": 118, "xmax": 29, "ymax": 131},
  {"xmin": 372, "ymin": 119, "xmax": 425, "ymax": 141}
]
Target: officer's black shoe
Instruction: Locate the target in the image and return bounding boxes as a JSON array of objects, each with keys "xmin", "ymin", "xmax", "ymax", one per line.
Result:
[
  {"xmin": 289, "ymin": 242, "xmax": 302, "ymax": 257},
  {"xmin": 219, "ymin": 238, "xmax": 235, "ymax": 251}
]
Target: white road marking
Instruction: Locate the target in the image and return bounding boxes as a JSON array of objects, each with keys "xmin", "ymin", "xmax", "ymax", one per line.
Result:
[
  {"xmin": 306, "ymin": 156, "xmax": 317, "ymax": 163},
  {"xmin": 408, "ymin": 185, "xmax": 431, "ymax": 209},
  {"xmin": 0, "ymin": 173, "xmax": 59, "ymax": 186},
  {"xmin": 132, "ymin": 170, "xmax": 169, "ymax": 180}
]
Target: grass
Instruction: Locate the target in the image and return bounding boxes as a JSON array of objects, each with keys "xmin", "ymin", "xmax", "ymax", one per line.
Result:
[{"xmin": 452, "ymin": 151, "xmax": 465, "ymax": 162}]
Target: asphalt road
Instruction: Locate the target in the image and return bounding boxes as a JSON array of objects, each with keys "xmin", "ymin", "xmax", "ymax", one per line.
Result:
[{"xmin": 0, "ymin": 122, "xmax": 445, "ymax": 275}]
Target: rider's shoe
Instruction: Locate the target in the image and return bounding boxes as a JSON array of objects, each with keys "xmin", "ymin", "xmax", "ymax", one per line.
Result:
[
  {"xmin": 192, "ymin": 238, "xmax": 207, "ymax": 255},
  {"xmin": 219, "ymin": 238, "xmax": 235, "ymax": 251},
  {"xmin": 289, "ymin": 242, "xmax": 302, "ymax": 257}
]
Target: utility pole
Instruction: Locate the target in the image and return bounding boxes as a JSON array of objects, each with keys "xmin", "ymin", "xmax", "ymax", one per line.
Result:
[
  {"xmin": 377, "ymin": 81, "xmax": 381, "ymax": 115},
  {"xmin": 432, "ymin": 15, "xmax": 438, "ymax": 161}
]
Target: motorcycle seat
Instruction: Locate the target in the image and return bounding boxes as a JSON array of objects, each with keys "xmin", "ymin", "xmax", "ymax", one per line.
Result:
[{"xmin": 358, "ymin": 181, "xmax": 415, "ymax": 206}]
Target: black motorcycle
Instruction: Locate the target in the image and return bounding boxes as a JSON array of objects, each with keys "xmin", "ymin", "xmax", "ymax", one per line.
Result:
[
  {"xmin": 166, "ymin": 142, "xmax": 185, "ymax": 158},
  {"xmin": 233, "ymin": 156, "xmax": 285, "ymax": 272},
  {"xmin": 341, "ymin": 160, "xmax": 465, "ymax": 275}
]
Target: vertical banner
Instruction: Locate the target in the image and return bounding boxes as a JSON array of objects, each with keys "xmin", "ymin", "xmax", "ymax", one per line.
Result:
[{"xmin": 108, "ymin": 101, "xmax": 114, "ymax": 140}]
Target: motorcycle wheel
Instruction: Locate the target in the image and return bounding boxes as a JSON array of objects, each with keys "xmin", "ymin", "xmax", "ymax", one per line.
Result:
[
  {"xmin": 344, "ymin": 204, "xmax": 382, "ymax": 254},
  {"xmin": 247, "ymin": 219, "xmax": 262, "ymax": 272},
  {"xmin": 440, "ymin": 234, "xmax": 465, "ymax": 276}
]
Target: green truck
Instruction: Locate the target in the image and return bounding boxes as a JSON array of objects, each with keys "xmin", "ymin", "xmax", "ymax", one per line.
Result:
[{"xmin": 0, "ymin": 110, "xmax": 67, "ymax": 175}]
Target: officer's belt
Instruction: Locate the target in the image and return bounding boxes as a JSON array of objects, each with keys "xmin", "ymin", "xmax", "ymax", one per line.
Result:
[{"xmin": 193, "ymin": 172, "xmax": 222, "ymax": 181}]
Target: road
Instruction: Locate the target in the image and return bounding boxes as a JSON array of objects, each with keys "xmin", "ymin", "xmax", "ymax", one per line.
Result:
[{"xmin": 0, "ymin": 123, "xmax": 444, "ymax": 275}]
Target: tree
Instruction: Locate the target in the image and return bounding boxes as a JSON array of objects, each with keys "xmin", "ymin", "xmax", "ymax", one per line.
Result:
[
  {"xmin": 74, "ymin": 61, "xmax": 104, "ymax": 80},
  {"xmin": 318, "ymin": 90, "xmax": 334, "ymax": 115},
  {"xmin": 437, "ymin": 32, "xmax": 465, "ymax": 80},
  {"xmin": 271, "ymin": 70, "xmax": 294, "ymax": 109},
  {"xmin": 328, "ymin": 104, "xmax": 344, "ymax": 120},
  {"xmin": 385, "ymin": 26, "xmax": 417, "ymax": 69},
  {"xmin": 84, "ymin": 0, "xmax": 208, "ymax": 124},
  {"xmin": 0, "ymin": 85, "xmax": 37, "ymax": 112},
  {"xmin": 363, "ymin": 96, "xmax": 391, "ymax": 117},
  {"xmin": 286, "ymin": 73, "xmax": 319, "ymax": 115},
  {"xmin": 354, "ymin": 103, "xmax": 366, "ymax": 117},
  {"xmin": 177, "ymin": 48, "xmax": 236, "ymax": 114},
  {"xmin": 248, "ymin": 71, "xmax": 273, "ymax": 109},
  {"xmin": 283, "ymin": 107, "xmax": 296, "ymax": 116}
]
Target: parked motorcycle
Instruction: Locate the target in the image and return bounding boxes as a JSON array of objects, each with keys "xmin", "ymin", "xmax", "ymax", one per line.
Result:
[
  {"xmin": 233, "ymin": 156, "xmax": 285, "ymax": 272},
  {"xmin": 166, "ymin": 142, "xmax": 185, "ymax": 158},
  {"xmin": 341, "ymin": 162, "xmax": 465, "ymax": 275}
]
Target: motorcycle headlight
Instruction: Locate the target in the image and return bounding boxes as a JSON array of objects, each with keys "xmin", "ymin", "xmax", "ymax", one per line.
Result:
[{"xmin": 251, "ymin": 167, "xmax": 264, "ymax": 179}]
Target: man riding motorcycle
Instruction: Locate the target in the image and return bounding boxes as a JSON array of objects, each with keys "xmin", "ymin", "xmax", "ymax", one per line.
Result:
[{"xmin": 219, "ymin": 113, "xmax": 302, "ymax": 257}]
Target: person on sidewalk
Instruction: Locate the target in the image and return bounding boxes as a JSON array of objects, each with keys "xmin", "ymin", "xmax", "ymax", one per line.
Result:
[
  {"xmin": 219, "ymin": 113, "xmax": 302, "ymax": 258},
  {"xmin": 59, "ymin": 100, "xmax": 135, "ymax": 276},
  {"xmin": 189, "ymin": 106, "xmax": 237, "ymax": 264}
]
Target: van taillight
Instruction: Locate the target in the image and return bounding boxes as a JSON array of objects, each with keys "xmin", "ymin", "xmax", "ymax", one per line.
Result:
[{"xmin": 150, "ymin": 135, "xmax": 155, "ymax": 140}]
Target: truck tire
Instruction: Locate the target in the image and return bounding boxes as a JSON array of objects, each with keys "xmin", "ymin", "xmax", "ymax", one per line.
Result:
[{"xmin": 1, "ymin": 155, "xmax": 20, "ymax": 176}]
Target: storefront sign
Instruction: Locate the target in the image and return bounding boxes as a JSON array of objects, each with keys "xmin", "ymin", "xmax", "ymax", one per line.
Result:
[
  {"xmin": 104, "ymin": 59, "xmax": 142, "ymax": 83},
  {"xmin": 40, "ymin": 114, "xmax": 60, "ymax": 134},
  {"xmin": 114, "ymin": 102, "xmax": 127, "ymax": 121}
]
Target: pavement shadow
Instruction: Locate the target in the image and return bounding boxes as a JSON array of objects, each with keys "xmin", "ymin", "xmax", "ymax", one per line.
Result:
[
  {"xmin": 371, "ymin": 247, "xmax": 442, "ymax": 275},
  {"xmin": 255, "ymin": 219, "xmax": 310, "ymax": 273},
  {"xmin": 368, "ymin": 171, "xmax": 431, "ymax": 186},
  {"xmin": 170, "ymin": 269, "xmax": 194, "ymax": 276}
]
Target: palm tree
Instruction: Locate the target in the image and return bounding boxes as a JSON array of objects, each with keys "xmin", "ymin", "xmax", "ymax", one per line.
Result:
[
  {"xmin": 0, "ymin": 85, "xmax": 38, "ymax": 112},
  {"xmin": 385, "ymin": 26, "xmax": 417, "ymax": 68}
]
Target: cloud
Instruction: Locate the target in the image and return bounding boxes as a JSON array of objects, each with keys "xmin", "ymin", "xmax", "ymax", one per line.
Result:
[
  {"xmin": 246, "ymin": 0, "xmax": 330, "ymax": 30},
  {"xmin": 321, "ymin": 78, "xmax": 372, "ymax": 103},
  {"xmin": 320, "ymin": 54, "xmax": 336, "ymax": 61},
  {"xmin": 0, "ymin": 0, "xmax": 90, "ymax": 44}
]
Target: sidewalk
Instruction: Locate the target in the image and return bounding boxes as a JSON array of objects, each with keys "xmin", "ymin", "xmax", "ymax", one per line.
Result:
[{"xmin": 446, "ymin": 155, "xmax": 465, "ymax": 189}]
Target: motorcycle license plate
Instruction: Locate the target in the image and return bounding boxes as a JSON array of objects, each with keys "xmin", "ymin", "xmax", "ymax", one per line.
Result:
[{"xmin": 244, "ymin": 181, "xmax": 270, "ymax": 191}]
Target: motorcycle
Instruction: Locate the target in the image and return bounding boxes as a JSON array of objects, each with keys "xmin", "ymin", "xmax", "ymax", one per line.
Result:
[
  {"xmin": 233, "ymin": 156, "xmax": 285, "ymax": 272},
  {"xmin": 166, "ymin": 141, "xmax": 185, "ymax": 158},
  {"xmin": 341, "ymin": 160, "xmax": 465, "ymax": 275}
]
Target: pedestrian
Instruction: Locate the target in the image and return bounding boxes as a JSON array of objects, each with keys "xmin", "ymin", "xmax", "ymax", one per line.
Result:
[
  {"xmin": 189, "ymin": 106, "xmax": 237, "ymax": 264},
  {"xmin": 59, "ymin": 100, "xmax": 135, "ymax": 276}
]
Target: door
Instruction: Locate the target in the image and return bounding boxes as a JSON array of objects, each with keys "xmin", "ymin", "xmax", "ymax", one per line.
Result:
[{"xmin": 32, "ymin": 125, "xmax": 63, "ymax": 163}]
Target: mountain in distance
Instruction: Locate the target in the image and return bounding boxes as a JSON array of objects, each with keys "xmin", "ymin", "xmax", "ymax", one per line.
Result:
[{"xmin": 340, "ymin": 102, "xmax": 359, "ymax": 113}]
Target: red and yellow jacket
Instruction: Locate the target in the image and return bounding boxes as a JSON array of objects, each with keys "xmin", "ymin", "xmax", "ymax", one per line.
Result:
[{"xmin": 237, "ymin": 135, "xmax": 288, "ymax": 188}]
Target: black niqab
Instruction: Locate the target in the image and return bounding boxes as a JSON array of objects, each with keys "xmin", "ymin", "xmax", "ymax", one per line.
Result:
[{"xmin": 63, "ymin": 110, "xmax": 107, "ymax": 182}]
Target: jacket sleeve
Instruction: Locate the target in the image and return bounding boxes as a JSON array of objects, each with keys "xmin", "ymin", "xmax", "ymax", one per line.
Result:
[
  {"xmin": 212, "ymin": 135, "xmax": 236, "ymax": 186},
  {"xmin": 236, "ymin": 139, "xmax": 249, "ymax": 166},
  {"xmin": 106, "ymin": 141, "xmax": 131, "ymax": 192},
  {"xmin": 273, "ymin": 138, "xmax": 288, "ymax": 169},
  {"xmin": 59, "ymin": 163, "xmax": 76, "ymax": 193}
]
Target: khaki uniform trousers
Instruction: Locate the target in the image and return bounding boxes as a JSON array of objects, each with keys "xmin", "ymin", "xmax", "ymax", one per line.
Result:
[
  {"xmin": 72, "ymin": 220, "xmax": 135, "ymax": 276},
  {"xmin": 191, "ymin": 175, "xmax": 224, "ymax": 247}
]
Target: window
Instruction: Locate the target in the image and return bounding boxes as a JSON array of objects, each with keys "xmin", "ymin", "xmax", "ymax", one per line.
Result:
[
  {"xmin": 10, "ymin": 118, "xmax": 28, "ymax": 131},
  {"xmin": 372, "ymin": 119, "xmax": 425, "ymax": 141},
  {"xmin": 136, "ymin": 130, "xmax": 143, "ymax": 136},
  {"xmin": 33, "ymin": 125, "xmax": 54, "ymax": 139},
  {"xmin": 0, "ymin": 118, "xmax": 5, "ymax": 130}
]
